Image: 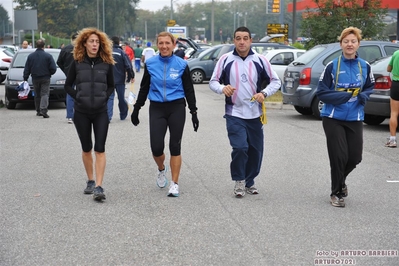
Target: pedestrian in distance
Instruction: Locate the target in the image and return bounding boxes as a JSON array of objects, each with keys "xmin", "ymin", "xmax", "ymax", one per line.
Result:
[
  {"xmin": 64, "ymin": 28, "xmax": 115, "ymax": 201},
  {"xmin": 141, "ymin": 41, "xmax": 156, "ymax": 65},
  {"xmin": 316, "ymin": 26, "xmax": 374, "ymax": 207},
  {"xmin": 124, "ymin": 42, "xmax": 135, "ymax": 62},
  {"xmin": 107, "ymin": 36, "xmax": 135, "ymax": 121},
  {"xmin": 209, "ymin": 26, "xmax": 281, "ymax": 198},
  {"xmin": 57, "ymin": 32, "xmax": 78, "ymax": 124},
  {"xmin": 385, "ymin": 50, "xmax": 399, "ymax": 148},
  {"xmin": 23, "ymin": 39, "xmax": 57, "ymax": 118},
  {"xmin": 21, "ymin": 40, "xmax": 29, "ymax": 49},
  {"xmin": 133, "ymin": 44, "xmax": 143, "ymax": 72},
  {"xmin": 131, "ymin": 31, "xmax": 199, "ymax": 197}
]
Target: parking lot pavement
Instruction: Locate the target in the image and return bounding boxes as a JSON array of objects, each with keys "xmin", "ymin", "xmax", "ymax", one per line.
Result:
[{"xmin": 1, "ymin": 73, "xmax": 398, "ymax": 265}]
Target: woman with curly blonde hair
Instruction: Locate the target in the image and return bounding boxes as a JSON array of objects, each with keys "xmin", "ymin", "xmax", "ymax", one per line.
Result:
[{"xmin": 64, "ymin": 28, "xmax": 115, "ymax": 201}]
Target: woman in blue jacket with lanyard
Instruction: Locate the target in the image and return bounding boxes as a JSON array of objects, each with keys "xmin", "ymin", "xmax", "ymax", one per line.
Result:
[
  {"xmin": 316, "ymin": 27, "xmax": 374, "ymax": 208},
  {"xmin": 131, "ymin": 31, "xmax": 199, "ymax": 197}
]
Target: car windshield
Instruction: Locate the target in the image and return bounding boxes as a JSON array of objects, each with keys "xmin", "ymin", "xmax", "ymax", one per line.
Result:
[
  {"xmin": 2, "ymin": 49, "xmax": 14, "ymax": 57},
  {"xmin": 12, "ymin": 50, "xmax": 60, "ymax": 68},
  {"xmin": 293, "ymin": 46, "xmax": 327, "ymax": 65}
]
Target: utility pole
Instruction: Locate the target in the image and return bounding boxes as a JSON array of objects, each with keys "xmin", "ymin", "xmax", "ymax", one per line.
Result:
[{"xmin": 211, "ymin": 0, "xmax": 214, "ymax": 43}]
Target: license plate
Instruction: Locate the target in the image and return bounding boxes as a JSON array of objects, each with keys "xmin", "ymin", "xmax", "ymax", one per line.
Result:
[{"xmin": 286, "ymin": 81, "xmax": 293, "ymax": 88}]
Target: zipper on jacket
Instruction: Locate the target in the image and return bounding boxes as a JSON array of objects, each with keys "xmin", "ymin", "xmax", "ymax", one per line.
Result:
[
  {"xmin": 163, "ymin": 62, "xmax": 167, "ymax": 101},
  {"xmin": 91, "ymin": 60, "xmax": 95, "ymax": 109}
]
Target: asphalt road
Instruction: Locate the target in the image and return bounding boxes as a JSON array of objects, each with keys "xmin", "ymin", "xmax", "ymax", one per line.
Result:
[{"xmin": 1, "ymin": 73, "xmax": 398, "ymax": 266}]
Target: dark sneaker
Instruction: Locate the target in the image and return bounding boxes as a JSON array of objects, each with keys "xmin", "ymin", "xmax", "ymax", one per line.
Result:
[
  {"xmin": 341, "ymin": 185, "xmax": 348, "ymax": 198},
  {"xmin": 234, "ymin": 180, "xmax": 246, "ymax": 198},
  {"xmin": 330, "ymin": 194, "xmax": 345, "ymax": 207},
  {"xmin": 84, "ymin": 180, "xmax": 96, "ymax": 194},
  {"xmin": 41, "ymin": 113, "xmax": 50, "ymax": 118},
  {"xmin": 36, "ymin": 112, "xmax": 43, "ymax": 116},
  {"xmin": 93, "ymin": 186, "xmax": 106, "ymax": 201},
  {"xmin": 246, "ymin": 186, "xmax": 259, "ymax": 195}
]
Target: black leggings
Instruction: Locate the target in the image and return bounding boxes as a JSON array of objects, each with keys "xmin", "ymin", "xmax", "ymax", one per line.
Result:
[
  {"xmin": 73, "ymin": 110, "xmax": 109, "ymax": 153},
  {"xmin": 149, "ymin": 99, "xmax": 186, "ymax": 157},
  {"xmin": 322, "ymin": 117, "xmax": 363, "ymax": 196}
]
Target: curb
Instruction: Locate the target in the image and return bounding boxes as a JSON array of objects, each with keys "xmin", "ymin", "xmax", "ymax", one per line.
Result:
[{"xmin": 265, "ymin": 102, "xmax": 294, "ymax": 110}]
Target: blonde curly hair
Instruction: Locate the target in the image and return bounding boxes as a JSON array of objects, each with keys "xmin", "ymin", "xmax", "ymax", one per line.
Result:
[{"xmin": 73, "ymin": 27, "xmax": 115, "ymax": 64}]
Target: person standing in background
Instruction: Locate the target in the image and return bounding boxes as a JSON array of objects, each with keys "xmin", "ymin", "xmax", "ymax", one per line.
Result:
[
  {"xmin": 124, "ymin": 42, "xmax": 134, "ymax": 62},
  {"xmin": 108, "ymin": 36, "xmax": 135, "ymax": 121},
  {"xmin": 23, "ymin": 39, "xmax": 57, "ymax": 118},
  {"xmin": 385, "ymin": 50, "xmax": 399, "ymax": 148},
  {"xmin": 64, "ymin": 28, "xmax": 115, "ymax": 201},
  {"xmin": 141, "ymin": 42, "xmax": 155, "ymax": 65},
  {"xmin": 57, "ymin": 32, "xmax": 78, "ymax": 124},
  {"xmin": 316, "ymin": 27, "xmax": 374, "ymax": 207},
  {"xmin": 21, "ymin": 40, "xmax": 29, "ymax": 49},
  {"xmin": 133, "ymin": 44, "xmax": 143, "ymax": 72}
]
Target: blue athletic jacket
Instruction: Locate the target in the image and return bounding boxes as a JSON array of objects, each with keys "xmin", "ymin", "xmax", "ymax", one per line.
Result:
[
  {"xmin": 316, "ymin": 54, "xmax": 374, "ymax": 121},
  {"xmin": 135, "ymin": 54, "xmax": 197, "ymax": 113}
]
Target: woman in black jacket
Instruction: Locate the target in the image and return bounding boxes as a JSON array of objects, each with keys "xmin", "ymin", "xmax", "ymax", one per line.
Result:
[{"xmin": 64, "ymin": 28, "xmax": 115, "ymax": 201}]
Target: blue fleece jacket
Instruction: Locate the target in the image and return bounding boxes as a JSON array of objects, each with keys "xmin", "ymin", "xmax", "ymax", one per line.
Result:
[{"xmin": 316, "ymin": 54, "xmax": 374, "ymax": 121}]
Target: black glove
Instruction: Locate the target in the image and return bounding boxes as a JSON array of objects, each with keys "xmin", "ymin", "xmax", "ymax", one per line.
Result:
[
  {"xmin": 191, "ymin": 112, "xmax": 199, "ymax": 132},
  {"xmin": 131, "ymin": 107, "xmax": 140, "ymax": 126}
]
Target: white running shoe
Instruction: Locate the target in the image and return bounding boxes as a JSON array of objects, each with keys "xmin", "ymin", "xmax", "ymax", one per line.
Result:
[
  {"xmin": 67, "ymin": 118, "xmax": 73, "ymax": 124},
  {"xmin": 157, "ymin": 166, "xmax": 168, "ymax": 188},
  {"xmin": 168, "ymin": 181, "xmax": 179, "ymax": 197},
  {"xmin": 234, "ymin": 180, "xmax": 246, "ymax": 198}
]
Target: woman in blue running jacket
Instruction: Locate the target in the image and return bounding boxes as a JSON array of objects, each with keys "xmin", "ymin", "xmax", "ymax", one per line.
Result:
[
  {"xmin": 316, "ymin": 27, "xmax": 374, "ymax": 208},
  {"xmin": 131, "ymin": 31, "xmax": 198, "ymax": 198}
]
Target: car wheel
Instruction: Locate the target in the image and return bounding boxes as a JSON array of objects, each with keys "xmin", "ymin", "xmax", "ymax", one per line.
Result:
[
  {"xmin": 5, "ymin": 94, "xmax": 16, "ymax": 109},
  {"xmin": 363, "ymin": 114, "xmax": 386, "ymax": 125},
  {"xmin": 311, "ymin": 97, "xmax": 323, "ymax": 120},
  {"xmin": 294, "ymin": 105, "xmax": 312, "ymax": 115},
  {"xmin": 190, "ymin": 70, "xmax": 204, "ymax": 84}
]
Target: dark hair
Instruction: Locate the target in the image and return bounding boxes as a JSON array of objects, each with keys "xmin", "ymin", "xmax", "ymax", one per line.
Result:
[
  {"xmin": 71, "ymin": 32, "xmax": 78, "ymax": 41},
  {"xmin": 36, "ymin": 39, "xmax": 45, "ymax": 49},
  {"xmin": 234, "ymin": 26, "xmax": 251, "ymax": 39},
  {"xmin": 111, "ymin": 36, "xmax": 120, "ymax": 45}
]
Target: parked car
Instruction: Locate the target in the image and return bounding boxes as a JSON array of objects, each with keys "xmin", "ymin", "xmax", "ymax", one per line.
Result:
[
  {"xmin": 188, "ymin": 42, "xmax": 295, "ymax": 84},
  {"xmin": 282, "ymin": 41, "xmax": 399, "ymax": 119},
  {"xmin": 176, "ymin": 37, "xmax": 208, "ymax": 60},
  {"xmin": 363, "ymin": 56, "xmax": 392, "ymax": 125},
  {"xmin": 0, "ymin": 44, "xmax": 18, "ymax": 54},
  {"xmin": 4, "ymin": 48, "xmax": 66, "ymax": 109},
  {"xmin": 0, "ymin": 48, "xmax": 14, "ymax": 83},
  {"xmin": 262, "ymin": 48, "xmax": 305, "ymax": 82}
]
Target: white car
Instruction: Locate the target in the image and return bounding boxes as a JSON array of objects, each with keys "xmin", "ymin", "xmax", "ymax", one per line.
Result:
[
  {"xmin": 0, "ymin": 48, "xmax": 14, "ymax": 84},
  {"xmin": 262, "ymin": 48, "xmax": 305, "ymax": 82}
]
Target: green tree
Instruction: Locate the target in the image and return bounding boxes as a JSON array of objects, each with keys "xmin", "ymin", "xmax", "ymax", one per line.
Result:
[
  {"xmin": 300, "ymin": 0, "xmax": 388, "ymax": 49},
  {"xmin": 0, "ymin": 4, "xmax": 11, "ymax": 37}
]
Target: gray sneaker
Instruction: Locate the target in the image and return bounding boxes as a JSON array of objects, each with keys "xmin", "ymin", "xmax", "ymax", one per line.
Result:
[
  {"xmin": 234, "ymin": 180, "xmax": 246, "ymax": 198},
  {"xmin": 385, "ymin": 138, "xmax": 397, "ymax": 148},
  {"xmin": 330, "ymin": 195, "xmax": 345, "ymax": 207},
  {"xmin": 157, "ymin": 166, "xmax": 168, "ymax": 188},
  {"xmin": 84, "ymin": 180, "xmax": 96, "ymax": 194},
  {"xmin": 246, "ymin": 186, "xmax": 259, "ymax": 195}
]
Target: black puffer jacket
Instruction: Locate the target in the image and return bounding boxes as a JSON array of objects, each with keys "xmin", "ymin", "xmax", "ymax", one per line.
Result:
[{"xmin": 64, "ymin": 56, "xmax": 114, "ymax": 114}]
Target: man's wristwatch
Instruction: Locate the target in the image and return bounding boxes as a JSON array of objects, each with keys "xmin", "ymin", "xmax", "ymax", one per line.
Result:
[{"xmin": 261, "ymin": 91, "xmax": 267, "ymax": 98}]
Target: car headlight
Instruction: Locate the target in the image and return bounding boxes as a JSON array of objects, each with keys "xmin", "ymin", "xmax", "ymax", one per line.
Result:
[
  {"xmin": 7, "ymin": 80, "xmax": 24, "ymax": 85},
  {"xmin": 56, "ymin": 79, "xmax": 66, "ymax": 85}
]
